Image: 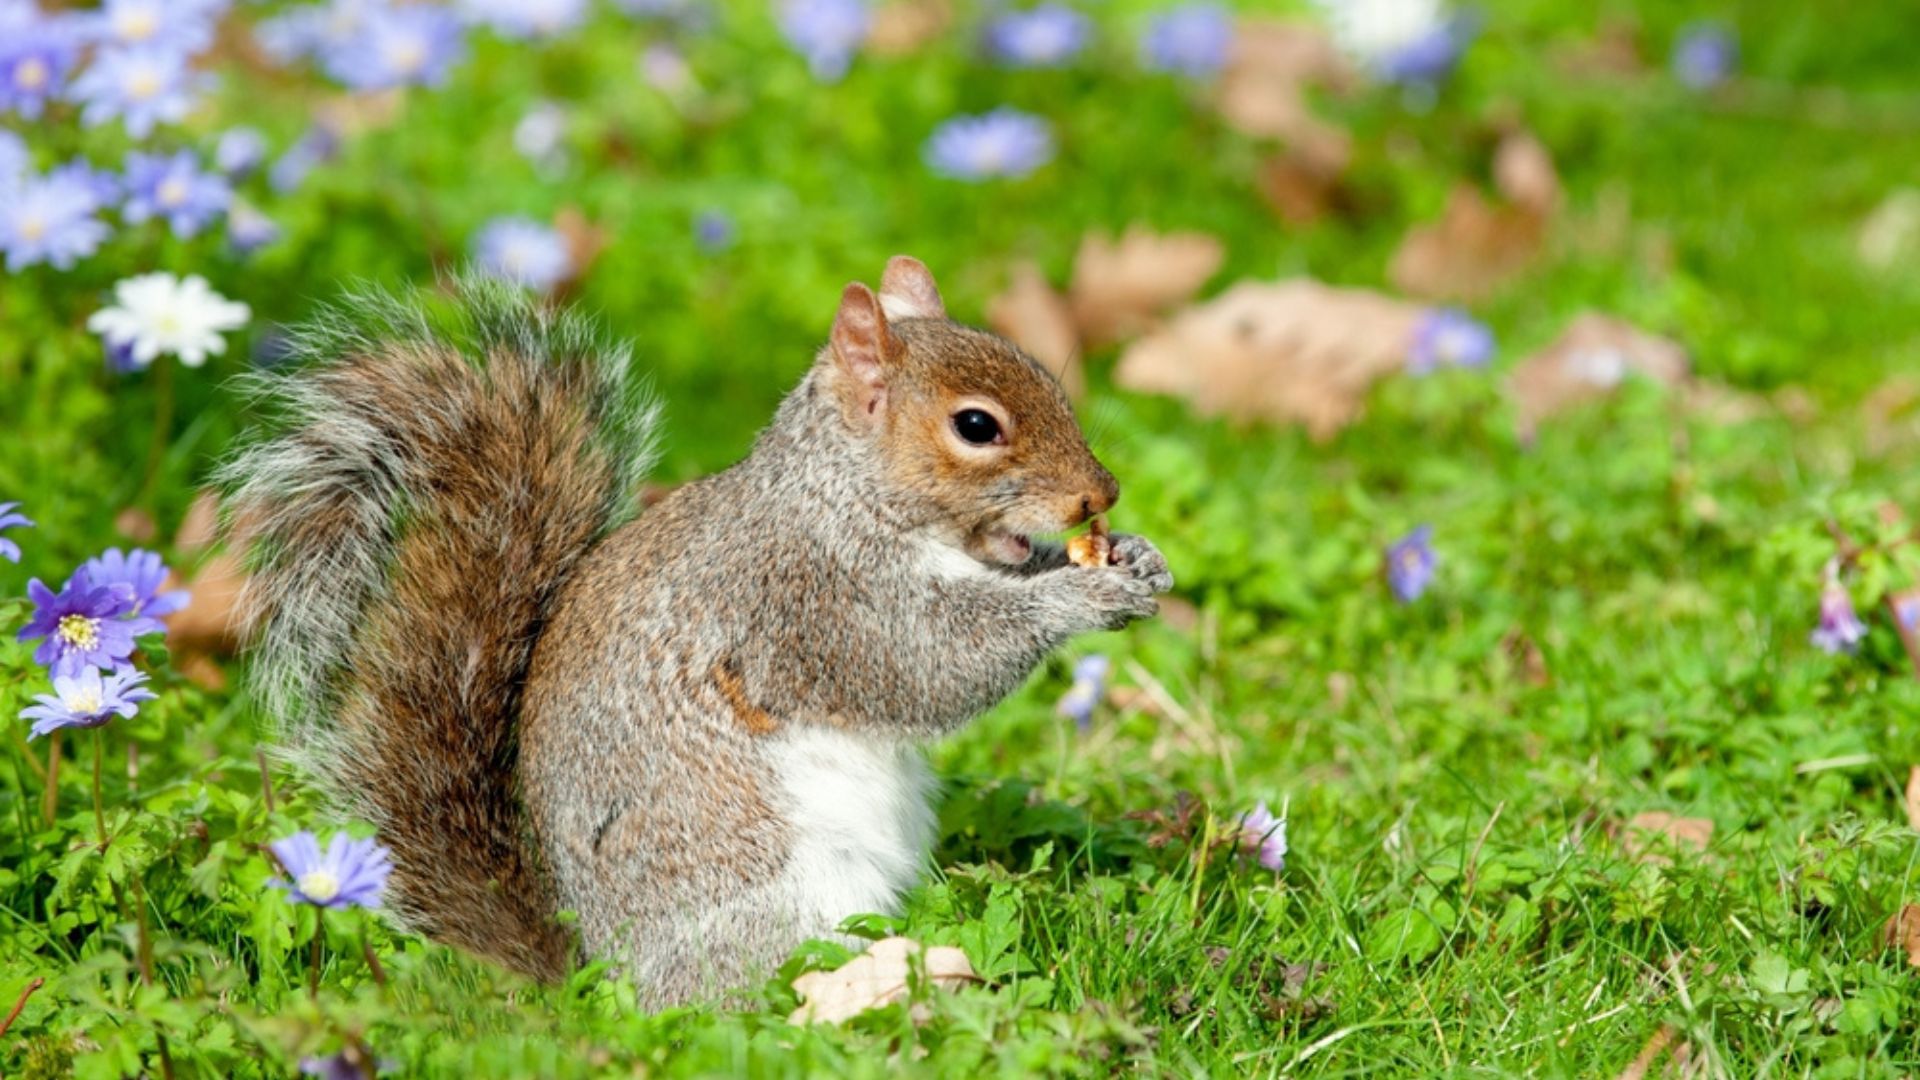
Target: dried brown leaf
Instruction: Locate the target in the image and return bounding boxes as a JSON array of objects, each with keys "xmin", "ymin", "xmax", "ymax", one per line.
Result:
[
  {"xmin": 176, "ymin": 489, "xmax": 222, "ymax": 553},
  {"xmin": 1389, "ymin": 184, "xmax": 1547, "ymax": 303},
  {"xmin": 1069, "ymin": 227, "xmax": 1225, "ymax": 347},
  {"xmin": 1882, "ymin": 904, "xmax": 1920, "ymax": 968},
  {"xmin": 114, "ymin": 507, "xmax": 158, "ymax": 543},
  {"xmin": 164, "ymin": 551, "xmax": 247, "ymax": 656},
  {"xmin": 1858, "ymin": 188, "xmax": 1920, "ymax": 270},
  {"xmin": 867, "ymin": 0, "xmax": 951, "ymax": 56},
  {"xmin": 1114, "ymin": 278, "xmax": 1421, "ymax": 440},
  {"xmin": 1553, "ymin": 22, "xmax": 1647, "ymax": 77},
  {"xmin": 1215, "ymin": 19, "xmax": 1353, "ymax": 159},
  {"xmin": 554, "ymin": 207, "xmax": 606, "ymax": 289},
  {"xmin": 1257, "ymin": 151, "xmax": 1348, "ymax": 227},
  {"xmin": 1509, "ymin": 313, "xmax": 1689, "ymax": 436},
  {"xmin": 988, "ymin": 262, "xmax": 1083, "ymax": 398},
  {"xmin": 1493, "ymin": 131, "xmax": 1562, "ymax": 218},
  {"xmin": 1907, "ymin": 766, "xmax": 1920, "ymax": 833},
  {"xmin": 788, "ymin": 936, "xmax": 979, "ymax": 1024},
  {"xmin": 1620, "ymin": 812, "xmax": 1713, "ymax": 865},
  {"xmin": 1616, "ymin": 1024, "xmax": 1679, "ymax": 1080}
]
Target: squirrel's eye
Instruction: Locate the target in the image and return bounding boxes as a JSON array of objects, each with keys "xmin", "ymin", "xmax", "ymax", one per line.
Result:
[{"xmin": 951, "ymin": 408, "xmax": 1003, "ymax": 446}]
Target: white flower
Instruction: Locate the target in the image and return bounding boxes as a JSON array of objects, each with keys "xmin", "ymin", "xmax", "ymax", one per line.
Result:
[
  {"xmin": 1314, "ymin": 0, "xmax": 1449, "ymax": 65},
  {"xmin": 87, "ymin": 272, "xmax": 250, "ymax": 368}
]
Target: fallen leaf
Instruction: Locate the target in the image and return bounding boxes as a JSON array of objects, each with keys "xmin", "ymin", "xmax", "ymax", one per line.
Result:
[
  {"xmin": 176, "ymin": 489, "xmax": 222, "ymax": 553},
  {"xmin": 988, "ymin": 262, "xmax": 1083, "ymax": 398},
  {"xmin": 1493, "ymin": 131, "xmax": 1562, "ymax": 218},
  {"xmin": 1619, "ymin": 812, "xmax": 1713, "ymax": 864},
  {"xmin": 1554, "ymin": 22, "xmax": 1646, "ymax": 78},
  {"xmin": 1069, "ymin": 227, "xmax": 1225, "ymax": 348},
  {"xmin": 866, "ymin": 0, "xmax": 951, "ymax": 56},
  {"xmin": 114, "ymin": 507, "xmax": 158, "ymax": 543},
  {"xmin": 164, "ymin": 550, "xmax": 248, "ymax": 656},
  {"xmin": 1114, "ymin": 278, "xmax": 1421, "ymax": 440},
  {"xmin": 1508, "ymin": 313, "xmax": 1689, "ymax": 437},
  {"xmin": 1215, "ymin": 18, "xmax": 1353, "ymax": 162},
  {"xmin": 1907, "ymin": 766, "xmax": 1920, "ymax": 833},
  {"xmin": 1615, "ymin": 1024, "xmax": 1678, "ymax": 1080},
  {"xmin": 1498, "ymin": 628, "xmax": 1551, "ymax": 687},
  {"xmin": 1858, "ymin": 188, "xmax": 1920, "ymax": 270},
  {"xmin": 554, "ymin": 207, "xmax": 606, "ymax": 290},
  {"xmin": 1882, "ymin": 904, "xmax": 1920, "ymax": 968},
  {"xmin": 1389, "ymin": 184, "xmax": 1547, "ymax": 302},
  {"xmin": 788, "ymin": 936, "xmax": 980, "ymax": 1024},
  {"xmin": 1257, "ymin": 150, "xmax": 1349, "ymax": 227}
]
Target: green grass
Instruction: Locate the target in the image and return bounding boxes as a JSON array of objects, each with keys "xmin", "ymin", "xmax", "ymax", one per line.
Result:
[{"xmin": 6, "ymin": 0, "xmax": 1920, "ymax": 1075}]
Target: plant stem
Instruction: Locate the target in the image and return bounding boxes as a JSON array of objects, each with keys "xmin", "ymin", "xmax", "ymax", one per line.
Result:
[
  {"xmin": 310, "ymin": 932, "xmax": 322, "ymax": 999},
  {"xmin": 139, "ymin": 355, "xmax": 175, "ymax": 507},
  {"xmin": 92, "ymin": 729, "xmax": 108, "ymax": 851},
  {"xmin": 362, "ymin": 933, "xmax": 388, "ymax": 989},
  {"xmin": 41, "ymin": 730, "xmax": 60, "ymax": 826}
]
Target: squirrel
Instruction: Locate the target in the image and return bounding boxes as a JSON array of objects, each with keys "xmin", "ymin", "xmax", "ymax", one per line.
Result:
[{"xmin": 220, "ymin": 257, "xmax": 1174, "ymax": 1006}]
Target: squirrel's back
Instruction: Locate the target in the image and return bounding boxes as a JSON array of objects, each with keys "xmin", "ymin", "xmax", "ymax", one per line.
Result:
[{"xmin": 221, "ymin": 278, "xmax": 659, "ymax": 978}]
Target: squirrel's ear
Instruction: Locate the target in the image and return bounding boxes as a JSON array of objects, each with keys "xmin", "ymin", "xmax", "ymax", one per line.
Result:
[
  {"xmin": 878, "ymin": 256, "xmax": 946, "ymax": 321},
  {"xmin": 828, "ymin": 282, "xmax": 899, "ymax": 424}
]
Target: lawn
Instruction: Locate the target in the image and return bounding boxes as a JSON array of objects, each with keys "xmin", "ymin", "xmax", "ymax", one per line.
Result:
[{"xmin": 4, "ymin": 0, "xmax": 1920, "ymax": 1076}]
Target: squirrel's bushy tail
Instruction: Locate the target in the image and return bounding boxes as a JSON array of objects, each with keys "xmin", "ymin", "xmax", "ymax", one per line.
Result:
[{"xmin": 220, "ymin": 278, "xmax": 658, "ymax": 979}]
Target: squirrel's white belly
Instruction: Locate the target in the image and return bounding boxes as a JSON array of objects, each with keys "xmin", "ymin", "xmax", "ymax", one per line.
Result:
[{"xmin": 766, "ymin": 727, "xmax": 938, "ymax": 930}]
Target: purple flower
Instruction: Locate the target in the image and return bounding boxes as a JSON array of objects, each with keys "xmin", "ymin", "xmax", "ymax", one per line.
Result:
[
  {"xmin": 92, "ymin": 0, "xmax": 223, "ymax": 55},
  {"xmin": 1385, "ymin": 524, "xmax": 1436, "ymax": 604},
  {"xmin": 1053, "ymin": 653, "xmax": 1109, "ymax": 731},
  {"xmin": 227, "ymin": 200, "xmax": 281, "ymax": 254},
  {"xmin": 1672, "ymin": 22, "xmax": 1736, "ymax": 91},
  {"xmin": 255, "ymin": 0, "xmax": 377, "ymax": 65},
  {"xmin": 19, "ymin": 666, "xmax": 155, "ymax": 739},
  {"xmin": 48, "ymin": 158, "xmax": 123, "ymax": 211},
  {"xmin": 778, "ymin": 0, "xmax": 868, "ymax": 82},
  {"xmin": 474, "ymin": 216, "xmax": 571, "ymax": 293},
  {"xmin": 270, "ymin": 831, "xmax": 394, "ymax": 909},
  {"xmin": 1237, "ymin": 802, "xmax": 1288, "ymax": 872},
  {"xmin": 269, "ymin": 124, "xmax": 340, "ymax": 194},
  {"xmin": 79, "ymin": 548, "xmax": 189, "ymax": 619},
  {"xmin": 0, "ymin": 172, "xmax": 110, "ymax": 271},
  {"xmin": 327, "ymin": 3, "xmax": 464, "ymax": 90},
  {"xmin": 458, "ymin": 0, "xmax": 587, "ymax": 40},
  {"xmin": 1407, "ymin": 308, "xmax": 1493, "ymax": 375},
  {"xmin": 694, "ymin": 209, "xmax": 734, "ymax": 252},
  {"xmin": 1810, "ymin": 584, "xmax": 1867, "ymax": 654},
  {"xmin": 985, "ymin": 4, "xmax": 1090, "ymax": 68},
  {"xmin": 924, "ymin": 108, "xmax": 1054, "ymax": 181},
  {"xmin": 215, "ymin": 126, "xmax": 268, "ymax": 179},
  {"xmin": 1141, "ymin": 4, "xmax": 1232, "ymax": 78},
  {"xmin": 300, "ymin": 1053, "xmax": 375, "ymax": 1080},
  {"xmin": 0, "ymin": 11, "xmax": 81, "ymax": 119},
  {"xmin": 69, "ymin": 45, "xmax": 207, "ymax": 138},
  {"xmin": 122, "ymin": 150, "xmax": 231, "ymax": 238},
  {"xmin": 0, "ymin": 502, "xmax": 32, "ymax": 563},
  {"xmin": 639, "ymin": 42, "xmax": 691, "ymax": 93},
  {"xmin": 0, "ymin": 129, "xmax": 26, "ymax": 183},
  {"xmin": 1374, "ymin": 20, "xmax": 1468, "ymax": 87},
  {"xmin": 17, "ymin": 575, "xmax": 159, "ymax": 677},
  {"xmin": 513, "ymin": 100, "xmax": 569, "ymax": 170}
]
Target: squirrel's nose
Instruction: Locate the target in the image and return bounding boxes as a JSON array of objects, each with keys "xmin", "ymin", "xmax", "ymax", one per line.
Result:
[{"xmin": 1080, "ymin": 468, "xmax": 1119, "ymax": 521}]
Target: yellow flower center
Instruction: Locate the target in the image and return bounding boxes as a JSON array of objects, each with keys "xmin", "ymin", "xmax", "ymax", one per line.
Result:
[
  {"xmin": 118, "ymin": 9, "xmax": 159, "ymax": 41},
  {"xmin": 57, "ymin": 614, "xmax": 100, "ymax": 651},
  {"xmin": 18, "ymin": 214, "xmax": 47, "ymax": 242},
  {"xmin": 387, "ymin": 39, "xmax": 427, "ymax": 74},
  {"xmin": 297, "ymin": 869, "xmax": 341, "ymax": 903},
  {"xmin": 69, "ymin": 688, "xmax": 104, "ymax": 715},
  {"xmin": 158, "ymin": 177, "xmax": 189, "ymax": 207},
  {"xmin": 15, "ymin": 57, "xmax": 48, "ymax": 90},
  {"xmin": 126, "ymin": 69, "xmax": 161, "ymax": 101}
]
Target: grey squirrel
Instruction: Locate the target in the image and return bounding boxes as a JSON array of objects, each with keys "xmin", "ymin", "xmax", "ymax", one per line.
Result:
[{"xmin": 221, "ymin": 257, "xmax": 1174, "ymax": 1006}]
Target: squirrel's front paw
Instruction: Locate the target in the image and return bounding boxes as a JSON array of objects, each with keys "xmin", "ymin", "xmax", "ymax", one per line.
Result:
[{"xmin": 1109, "ymin": 534, "xmax": 1174, "ymax": 595}]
